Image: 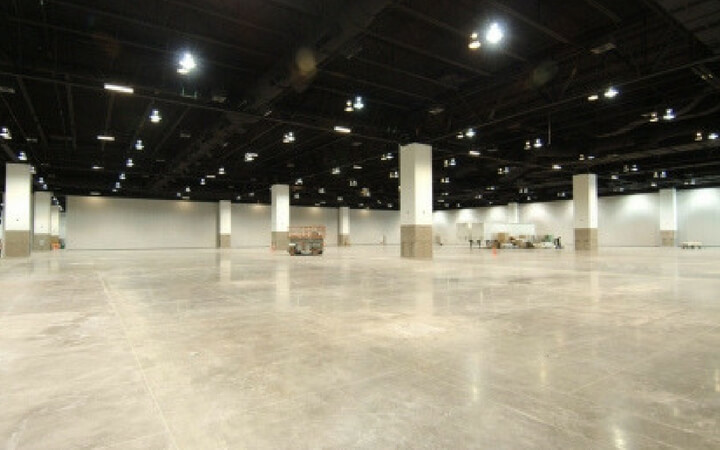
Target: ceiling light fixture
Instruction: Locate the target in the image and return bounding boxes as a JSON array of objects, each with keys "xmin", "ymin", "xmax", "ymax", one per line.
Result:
[
  {"xmin": 244, "ymin": 152, "xmax": 258, "ymax": 162},
  {"xmin": 126, "ymin": 158, "xmax": 134, "ymax": 168},
  {"xmin": 468, "ymin": 32, "xmax": 481, "ymax": 50},
  {"xmin": 345, "ymin": 100, "xmax": 354, "ymax": 112},
  {"xmin": 218, "ymin": 167, "xmax": 225, "ymax": 175},
  {"xmin": 663, "ymin": 108, "xmax": 675, "ymax": 121},
  {"xmin": 318, "ymin": 187, "xmax": 325, "ymax": 194},
  {"xmin": 91, "ymin": 164, "xmax": 103, "ymax": 170},
  {"xmin": 119, "ymin": 172, "xmax": 126, "ymax": 180},
  {"xmin": 200, "ymin": 178, "xmax": 206, "ymax": 185},
  {"xmin": 485, "ymin": 22, "xmax": 504, "ymax": 45},
  {"xmin": 295, "ymin": 178, "xmax": 303, "ymax": 185},
  {"xmin": 708, "ymin": 132, "xmax": 718, "ymax": 140},
  {"xmin": 177, "ymin": 52, "xmax": 197, "ymax": 75},
  {"xmin": 353, "ymin": 164, "xmax": 363, "ymax": 170},
  {"xmin": 649, "ymin": 112, "xmax": 659, "ymax": 123},
  {"xmin": 604, "ymin": 86, "xmax": 619, "ymax": 98},
  {"xmin": 587, "ymin": 94, "xmax": 599, "ymax": 102},
  {"xmin": 552, "ymin": 164, "xmax": 562, "ymax": 170},
  {"xmin": 465, "ymin": 128, "xmax": 476, "ymax": 138},
  {"xmin": 115, "ymin": 181, "xmax": 121, "ymax": 189},
  {"xmin": 389, "ymin": 170, "xmax": 399, "ymax": 179},
  {"xmin": 353, "ymin": 96, "xmax": 364, "ymax": 110},
  {"xmin": 332, "ymin": 167, "xmax": 341, "ymax": 175},
  {"xmin": 185, "ymin": 186, "xmax": 191, "ymax": 193},
  {"xmin": 348, "ymin": 179, "xmax": 357, "ymax": 187},
  {"xmin": 18, "ymin": 151, "xmax": 27, "ymax": 161},
  {"xmin": 524, "ymin": 140, "xmax": 531, "ymax": 150},
  {"xmin": 135, "ymin": 139, "xmax": 144, "ymax": 150},
  {"xmin": 533, "ymin": 138, "xmax": 543, "ymax": 149},
  {"xmin": 1, "ymin": 127, "xmax": 12, "ymax": 140},
  {"xmin": 97, "ymin": 135, "xmax": 115, "ymax": 142},
  {"xmin": 103, "ymin": 83, "xmax": 134, "ymax": 94},
  {"xmin": 149, "ymin": 109, "xmax": 162, "ymax": 123},
  {"xmin": 334, "ymin": 125, "xmax": 352, "ymax": 134},
  {"xmin": 468, "ymin": 149, "xmax": 481, "ymax": 157},
  {"xmin": 282, "ymin": 131, "xmax": 295, "ymax": 143}
]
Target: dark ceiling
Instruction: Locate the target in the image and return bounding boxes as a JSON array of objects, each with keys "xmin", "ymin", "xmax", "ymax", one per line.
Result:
[{"xmin": 1, "ymin": 0, "xmax": 719, "ymax": 210}]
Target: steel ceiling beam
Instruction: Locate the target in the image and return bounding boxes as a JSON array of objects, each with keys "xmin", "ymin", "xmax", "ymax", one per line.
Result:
[
  {"xmin": 362, "ymin": 30, "xmax": 491, "ymax": 77},
  {"xmin": 484, "ymin": 0, "xmax": 572, "ymax": 45},
  {"xmin": 50, "ymin": 1, "xmax": 275, "ymax": 60},
  {"xmin": 321, "ymin": 69, "xmax": 435, "ymax": 102},
  {"xmin": 389, "ymin": 3, "xmax": 527, "ymax": 62},
  {"xmin": 582, "ymin": 0, "xmax": 622, "ymax": 24}
]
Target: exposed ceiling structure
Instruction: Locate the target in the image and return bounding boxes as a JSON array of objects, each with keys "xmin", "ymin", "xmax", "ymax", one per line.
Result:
[{"xmin": 1, "ymin": 0, "xmax": 719, "ymax": 211}]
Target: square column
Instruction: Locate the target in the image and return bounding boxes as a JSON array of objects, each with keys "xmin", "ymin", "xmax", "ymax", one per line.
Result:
[
  {"xmin": 33, "ymin": 191, "xmax": 53, "ymax": 251},
  {"xmin": 50, "ymin": 204, "xmax": 61, "ymax": 248},
  {"xmin": 659, "ymin": 188, "xmax": 677, "ymax": 247},
  {"xmin": 218, "ymin": 200, "xmax": 231, "ymax": 248},
  {"xmin": 271, "ymin": 184, "xmax": 290, "ymax": 250},
  {"xmin": 400, "ymin": 143, "xmax": 433, "ymax": 258},
  {"xmin": 507, "ymin": 202, "xmax": 519, "ymax": 224},
  {"xmin": 3, "ymin": 163, "xmax": 32, "ymax": 257},
  {"xmin": 573, "ymin": 174, "xmax": 598, "ymax": 251},
  {"xmin": 338, "ymin": 206, "xmax": 350, "ymax": 246}
]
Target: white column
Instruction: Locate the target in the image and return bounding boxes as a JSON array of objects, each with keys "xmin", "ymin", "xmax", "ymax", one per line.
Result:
[
  {"xmin": 218, "ymin": 200, "xmax": 231, "ymax": 248},
  {"xmin": 507, "ymin": 202, "xmax": 519, "ymax": 224},
  {"xmin": 33, "ymin": 191, "xmax": 53, "ymax": 251},
  {"xmin": 50, "ymin": 204, "xmax": 61, "ymax": 248},
  {"xmin": 573, "ymin": 174, "xmax": 598, "ymax": 250},
  {"xmin": 271, "ymin": 184, "xmax": 290, "ymax": 250},
  {"xmin": 400, "ymin": 142, "xmax": 433, "ymax": 258},
  {"xmin": 3, "ymin": 163, "xmax": 32, "ymax": 257},
  {"xmin": 659, "ymin": 188, "xmax": 677, "ymax": 247},
  {"xmin": 338, "ymin": 206, "xmax": 350, "ymax": 246}
]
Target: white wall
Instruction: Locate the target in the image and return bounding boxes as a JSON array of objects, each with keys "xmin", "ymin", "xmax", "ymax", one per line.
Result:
[
  {"xmin": 598, "ymin": 193, "xmax": 659, "ymax": 246},
  {"xmin": 521, "ymin": 200, "xmax": 574, "ymax": 242},
  {"xmin": 678, "ymin": 188, "xmax": 720, "ymax": 246},
  {"xmin": 350, "ymin": 209, "xmax": 400, "ymax": 244},
  {"xmin": 433, "ymin": 205, "xmax": 510, "ymax": 245},
  {"xmin": 66, "ymin": 196, "xmax": 218, "ymax": 249},
  {"xmin": 231, "ymin": 203, "xmax": 270, "ymax": 247}
]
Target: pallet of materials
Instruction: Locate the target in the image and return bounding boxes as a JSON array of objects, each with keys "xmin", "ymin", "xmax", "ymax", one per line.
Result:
[{"xmin": 288, "ymin": 226, "xmax": 326, "ymax": 256}]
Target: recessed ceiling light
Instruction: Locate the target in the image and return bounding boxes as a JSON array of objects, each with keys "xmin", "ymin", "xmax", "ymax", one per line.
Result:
[
  {"xmin": 206, "ymin": 174, "xmax": 216, "ymax": 179},
  {"xmin": 97, "ymin": 135, "xmax": 115, "ymax": 142},
  {"xmin": 91, "ymin": 164, "xmax": 103, "ymax": 170},
  {"xmin": 103, "ymin": 83, "xmax": 134, "ymax": 94},
  {"xmin": 353, "ymin": 164, "xmax": 363, "ymax": 170},
  {"xmin": 552, "ymin": 164, "xmax": 562, "ymax": 170},
  {"xmin": 468, "ymin": 150, "xmax": 481, "ymax": 157},
  {"xmin": 587, "ymin": 94, "xmax": 599, "ymax": 102}
]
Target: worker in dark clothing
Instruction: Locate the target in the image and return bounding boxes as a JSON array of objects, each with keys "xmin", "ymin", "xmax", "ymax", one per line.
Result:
[{"xmin": 554, "ymin": 236, "xmax": 562, "ymax": 249}]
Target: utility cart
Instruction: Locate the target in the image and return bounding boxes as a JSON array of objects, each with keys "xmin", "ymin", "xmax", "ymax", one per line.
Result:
[{"xmin": 288, "ymin": 226, "xmax": 325, "ymax": 256}]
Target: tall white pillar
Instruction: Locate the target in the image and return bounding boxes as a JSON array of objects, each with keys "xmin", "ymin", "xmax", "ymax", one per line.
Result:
[
  {"xmin": 573, "ymin": 174, "xmax": 598, "ymax": 251},
  {"xmin": 33, "ymin": 191, "xmax": 53, "ymax": 251},
  {"xmin": 659, "ymin": 188, "xmax": 677, "ymax": 247},
  {"xmin": 50, "ymin": 204, "xmax": 61, "ymax": 248},
  {"xmin": 400, "ymin": 142, "xmax": 433, "ymax": 258},
  {"xmin": 271, "ymin": 184, "xmax": 290, "ymax": 250},
  {"xmin": 338, "ymin": 206, "xmax": 350, "ymax": 246},
  {"xmin": 507, "ymin": 202, "xmax": 519, "ymax": 224},
  {"xmin": 3, "ymin": 163, "xmax": 32, "ymax": 257},
  {"xmin": 218, "ymin": 200, "xmax": 231, "ymax": 248}
]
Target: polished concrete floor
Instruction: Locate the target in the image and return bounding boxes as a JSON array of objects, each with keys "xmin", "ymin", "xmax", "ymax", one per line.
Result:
[{"xmin": 1, "ymin": 245, "xmax": 719, "ymax": 449}]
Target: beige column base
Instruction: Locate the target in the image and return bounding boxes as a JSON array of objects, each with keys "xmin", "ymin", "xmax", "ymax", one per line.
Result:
[
  {"xmin": 660, "ymin": 230, "xmax": 676, "ymax": 247},
  {"xmin": 271, "ymin": 231, "xmax": 289, "ymax": 250},
  {"xmin": 32, "ymin": 233, "xmax": 52, "ymax": 251},
  {"xmin": 218, "ymin": 234, "xmax": 231, "ymax": 248},
  {"xmin": 3, "ymin": 230, "xmax": 31, "ymax": 257},
  {"xmin": 337, "ymin": 234, "xmax": 350, "ymax": 246},
  {"xmin": 401, "ymin": 225, "xmax": 433, "ymax": 258},
  {"xmin": 574, "ymin": 228, "xmax": 598, "ymax": 251}
]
